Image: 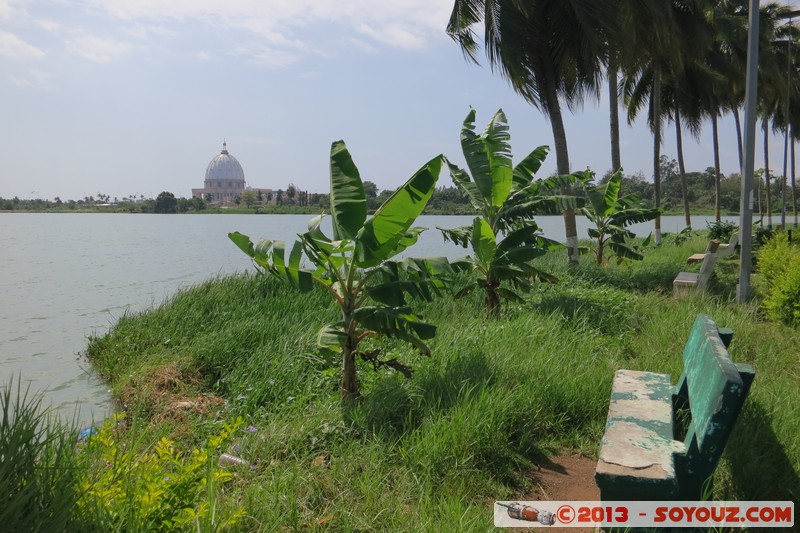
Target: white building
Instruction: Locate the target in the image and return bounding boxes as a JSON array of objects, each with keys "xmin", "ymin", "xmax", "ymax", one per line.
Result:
[
  {"xmin": 192, "ymin": 141, "xmax": 274, "ymax": 205},
  {"xmin": 191, "ymin": 141, "xmax": 242, "ymax": 203}
]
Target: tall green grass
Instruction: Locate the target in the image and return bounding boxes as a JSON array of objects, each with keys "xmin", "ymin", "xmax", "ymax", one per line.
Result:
[
  {"xmin": 82, "ymin": 235, "xmax": 800, "ymax": 529},
  {"xmin": 0, "ymin": 378, "xmax": 84, "ymax": 531}
]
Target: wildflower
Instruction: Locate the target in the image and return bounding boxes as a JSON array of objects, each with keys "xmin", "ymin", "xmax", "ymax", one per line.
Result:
[{"xmin": 245, "ymin": 425, "xmax": 258, "ymax": 433}]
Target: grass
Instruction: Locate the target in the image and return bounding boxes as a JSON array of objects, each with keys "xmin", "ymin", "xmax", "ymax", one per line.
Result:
[
  {"xmin": 0, "ymin": 378, "xmax": 85, "ymax": 531},
  {"xmin": 65, "ymin": 232, "xmax": 800, "ymax": 528}
]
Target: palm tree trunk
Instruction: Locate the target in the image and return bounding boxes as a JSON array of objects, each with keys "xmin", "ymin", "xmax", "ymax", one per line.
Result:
[
  {"xmin": 652, "ymin": 69, "xmax": 663, "ymax": 244},
  {"xmin": 764, "ymin": 121, "xmax": 772, "ymax": 228},
  {"xmin": 609, "ymin": 58, "xmax": 621, "ymax": 172},
  {"xmin": 675, "ymin": 109, "xmax": 691, "ymax": 228},
  {"xmin": 712, "ymin": 113, "xmax": 722, "ymax": 222},
  {"xmin": 544, "ymin": 74, "xmax": 578, "ymax": 264},
  {"xmin": 734, "ymin": 107, "xmax": 744, "ymax": 172}
]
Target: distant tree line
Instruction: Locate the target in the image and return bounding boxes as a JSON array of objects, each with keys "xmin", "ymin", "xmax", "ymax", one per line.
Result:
[{"xmin": 3, "ymin": 161, "xmax": 794, "ymax": 217}]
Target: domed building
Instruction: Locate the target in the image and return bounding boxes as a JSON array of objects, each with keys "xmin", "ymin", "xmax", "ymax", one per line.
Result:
[
  {"xmin": 192, "ymin": 141, "xmax": 246, "ymax": 204},
  {"xmin": 192, "ymin": 140, "xmax": 275, "ymax": 205}
]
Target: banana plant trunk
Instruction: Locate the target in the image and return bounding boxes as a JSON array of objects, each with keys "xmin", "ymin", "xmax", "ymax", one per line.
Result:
[
  {"xmin": 341, "ymin": 314, "xmax": 360, "ymax": 402},
  {"xmin": 485, "ymin": 280, "xmax": 501, "ymax": 317},
  {"xmin": 596, "ymin": 237, "xmax": 605, "ymax": 267}
]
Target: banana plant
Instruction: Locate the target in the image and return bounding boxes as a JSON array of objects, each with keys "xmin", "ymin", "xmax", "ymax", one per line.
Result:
[
  {"xmin": 580, "ymin": 171, "xmax": 661, "ymax": 266},
  {"xmin": 439, "ymin": 109, "xmax": 583, "ymax": 316},
  {"xmin": 229, "ymin": 141, "xmax": 457, "ymax": 402}
]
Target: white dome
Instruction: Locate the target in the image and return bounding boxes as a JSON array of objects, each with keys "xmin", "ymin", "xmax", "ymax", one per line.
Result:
[{"xmin": 205, "ymin": 141, "xmax": 245, "ymax": 183}]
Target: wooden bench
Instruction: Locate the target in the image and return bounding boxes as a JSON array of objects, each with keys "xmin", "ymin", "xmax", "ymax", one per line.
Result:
[
  {"xmin": 595, "ymin": 315, "xmax": 755, "ymax": 500},
  {"xmin": 674, "ymin": 241, "xmax": 719, "ymax": 297}
]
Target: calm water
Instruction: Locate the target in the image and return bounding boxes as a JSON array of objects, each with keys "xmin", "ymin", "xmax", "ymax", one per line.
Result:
[{"xmin": 0, "ymin": 212, "xmax": 737, "ymax": 425}]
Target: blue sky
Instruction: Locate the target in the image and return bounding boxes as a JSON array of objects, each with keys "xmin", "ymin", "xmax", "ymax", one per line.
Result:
[{"xmin": 1, "ymin": 0, "xmax": 799, "ymax": 201}]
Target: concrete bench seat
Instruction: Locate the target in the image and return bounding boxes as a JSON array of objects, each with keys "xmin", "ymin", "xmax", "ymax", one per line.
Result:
[
  {"xmin": 674, "ymin": 241, "xmax": 719, "ymax": 297},
  {"xmin": 687, "ymin": 232, "xmax": 738, "ymax": 263},
  {"xmin": 595, "ymin": 370, "xmax": 685, "ymax": 499},
  {"xmin": 595, "ymin": 315, "xmax": 755, "ymax": 501}
]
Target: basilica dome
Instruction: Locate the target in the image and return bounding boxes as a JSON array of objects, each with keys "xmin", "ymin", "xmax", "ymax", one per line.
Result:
[
  {"xmin": 192, "ymin": 141, "xmax": 247, "ymax": 203},
  {"xmin": 205, "ymin": 141, "xmax": 245, "ymax": 184}
]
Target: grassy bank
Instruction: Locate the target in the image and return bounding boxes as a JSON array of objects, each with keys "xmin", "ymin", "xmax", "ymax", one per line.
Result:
[{"xmin": 75, "ymin": 232, "xmax": 800, "ymax": 530}]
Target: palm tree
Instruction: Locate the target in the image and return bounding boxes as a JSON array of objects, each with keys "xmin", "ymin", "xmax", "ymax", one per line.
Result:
[
  {"xmin": 757, "ymin": 4, "xmax": 795, "ymax": 227},
  {"xmin": 621, "ymin": 0, "xmax": 710, "ymax": 244},
  {"xmin": 766, "ymin": 18, "xmax": 800, "ymax": 228},
  {"xmin": 447, "ymin": 0, "xmax": 615, "ymax": 264},
  {"xmin": 606, "ymin": 2, "xmax": 683, "ymax": 183},
  {"xmin": 702, "ymin": 0, "xmax": 749, "ymax": 221}
]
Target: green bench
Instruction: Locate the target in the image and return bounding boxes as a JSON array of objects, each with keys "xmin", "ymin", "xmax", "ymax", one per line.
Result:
[{"xmin": 595, "ymin": 315, "xmax": 755, "ymax": 500}]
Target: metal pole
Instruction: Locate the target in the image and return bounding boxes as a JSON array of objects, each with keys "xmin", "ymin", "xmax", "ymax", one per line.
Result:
[
  {"xmin": 782, "ymin": 22, "xmax": 792, "ymax": 230},
  {"xmin": 738, "ymin": 0, "xmax": 760, "ymax": 303}
]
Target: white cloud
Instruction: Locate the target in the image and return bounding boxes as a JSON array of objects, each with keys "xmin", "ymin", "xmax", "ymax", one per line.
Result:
[
  {"xmin": 83, "ymin": 0, "xmax": 454, "ymax": 51},
  {"xmin": 66, "ymin": 34, "xmax": 132, "ymax": 63},
  {"xmin": 0, "ymin": 0, "xmax": 14, "ymax": 19},
  {"xmin": 0, "ymin": 30, "xmax": 45, "ymax": 59},
  {"xmin": 355, "ymin": 22, "xmax": 427, "ymax": 51}
]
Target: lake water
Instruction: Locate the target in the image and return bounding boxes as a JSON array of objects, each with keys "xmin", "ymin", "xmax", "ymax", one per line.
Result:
[{"xmin": 0, "ymin": 212, "xmax": 737, "ymax": 425}]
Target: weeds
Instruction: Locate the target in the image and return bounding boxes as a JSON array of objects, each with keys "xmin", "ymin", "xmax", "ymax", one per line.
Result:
[{"xmin": 77, "ymin": 414, "xmax": 245, "ymax": 532}]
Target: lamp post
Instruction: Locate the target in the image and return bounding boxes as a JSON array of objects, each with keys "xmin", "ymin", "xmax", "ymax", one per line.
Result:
[{"xmin": 737, "ymin": 0, "xmax": 760, "ymax": 303}]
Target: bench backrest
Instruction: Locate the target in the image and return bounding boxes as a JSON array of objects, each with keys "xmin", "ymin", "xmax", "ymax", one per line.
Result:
[
  {"xmin": 717, "ymin": 232, "xmax": 740, "ymax": 258},
  {"xmin": 696, "ymin": 243, "xmax": 719, "ymax": 290},
  {"xmin": 673, "ymin": 315, "xmax": 755, "ymax": 498}
]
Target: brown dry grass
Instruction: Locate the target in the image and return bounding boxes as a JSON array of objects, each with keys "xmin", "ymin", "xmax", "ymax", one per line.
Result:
[{"xmin": 117, "ymin": 358, "xmax": 225, "ymax": 429}]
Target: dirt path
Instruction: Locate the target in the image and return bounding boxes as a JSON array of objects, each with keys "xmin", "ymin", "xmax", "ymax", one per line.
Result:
[{"xmin": 509, "ymin": 453, "xmax": 600, "ymax": 532}]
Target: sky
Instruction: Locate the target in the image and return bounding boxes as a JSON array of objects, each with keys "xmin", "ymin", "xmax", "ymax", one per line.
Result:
[{"xmin": 1, "ymin": 0, "xmax": 800, "ymax": 201}]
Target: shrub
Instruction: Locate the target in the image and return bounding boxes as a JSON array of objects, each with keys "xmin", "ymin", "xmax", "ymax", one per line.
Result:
[
  {"xmin": 77, "ymin": 414, "xmax": 244, "ymax": 532},
  {"xmin": 757, "ymin": 232, "xmax": 800, "ymax": 326},
  {"xmin": 706, "ymin": 220, "xmax": 738, "ymax": 241}
]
